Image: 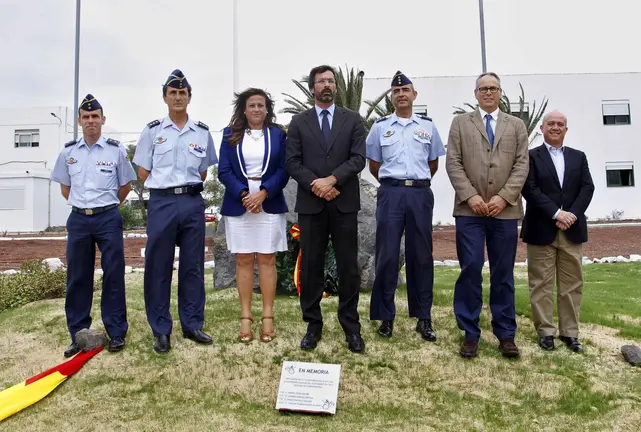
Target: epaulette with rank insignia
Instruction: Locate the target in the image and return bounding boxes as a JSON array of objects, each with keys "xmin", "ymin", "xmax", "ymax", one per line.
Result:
[
  {"xmin": 417, "ymin": 114, "xmax": 433, "ymax": 122},
  {"xmin": 147, "ymin": 119, "xmax": 161, "ymax": 129},
  {"xmin": 105, "ymin": 138, "xmax": 120, "ymax": 146},
  {"xmin": 375, "ymin": 115, "xmax": 390, "ymax": 123},
  {"xmin": 64, "ymin": 139, "xmax": 77, "ymax": 148},
  {"xmin": 196, "ymin": 121, "xmax": 209, "ymax": 130}
]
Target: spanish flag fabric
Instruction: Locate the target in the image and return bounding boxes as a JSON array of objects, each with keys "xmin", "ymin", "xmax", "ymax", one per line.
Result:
[
  {"xmin": 289, "ymin": 224, "xmax": 302, "ymax": 295},
  {"xmin": 0, "ymin": 346, "xmax": 103, "ymax": 422}
]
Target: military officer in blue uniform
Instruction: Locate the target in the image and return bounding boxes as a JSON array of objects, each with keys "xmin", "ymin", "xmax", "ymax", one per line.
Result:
[
  {"xmin": 366, "ymin": 71, "xmax": 446, "ymax": 341},
  {"xmin": 51, "ymin": 94, "xmax": 137, "ymax": 357},
  {"xmin": 133, "ymin": 69, "xmax": 218, "ymax": 354}
]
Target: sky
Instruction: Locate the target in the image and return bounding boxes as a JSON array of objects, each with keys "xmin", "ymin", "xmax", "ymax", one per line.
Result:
[{"xmin": 2, "ymin": 0, "xmax": 640, "ymax": 141}]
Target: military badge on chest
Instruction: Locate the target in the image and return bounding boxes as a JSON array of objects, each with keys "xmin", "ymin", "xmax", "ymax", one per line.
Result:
[
  {"xmin": 189, "ymin": 143, "xmax": 206, "ymax": 154},
  {"xmin": 413, "ymin": 129, "xmax": 431, "ymax": 140},
  {"xmin": 67, "ymin": 157, "xmax": 77, "ymax": 165},
  {"xmin": 154, "ymin": 137, "xmax": 167, "ymax": 144},
  {"xmin": 383, "ymin": 130, "xmax": 395, "ymax": 138}
]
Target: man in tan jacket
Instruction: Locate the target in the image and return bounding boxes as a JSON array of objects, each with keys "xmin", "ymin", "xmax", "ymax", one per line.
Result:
[{"xmin": 446, "ymin": 72, "xmax": 529, "ymax": 359}]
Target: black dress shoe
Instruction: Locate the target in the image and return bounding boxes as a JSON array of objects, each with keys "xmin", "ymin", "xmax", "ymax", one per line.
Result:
[
  {"xmin": 64, "ymin": 342, "xmax": 80, "ymax": 358},
  {"xmin": 460, "ymin": 340, "xmax": 478, "ymax": 358},
  {"xmin": 416, "ymin": 319, "xmax": 437, "ymax": 342},
  {"xmin": 183, "ymin": 329, "xmax": 213, "ymax": 345},
  {"xmin": 154, "ymin": 335, "xmax": 171, "ymax": 354},
  {"xmin": 378, "ymin": 321, "xmax": 393, "ymax": 338},
  {"xmin": 539, "ymin": 336, "xmax": 555, "ymax": 351},
  {"xmin": 108, "ymin": 336, "xmax": 126, "ymax": 352},
  {"xmin": 300, "ymin": 331, "xmax": 321, "ymax": 350},
  {"xmin": 346, "ymin": 333, "xmax": 365, "ymax": 353},
  {"xmin": 559, "ymin": 336, "xmax": 583, "ymax": 353}
]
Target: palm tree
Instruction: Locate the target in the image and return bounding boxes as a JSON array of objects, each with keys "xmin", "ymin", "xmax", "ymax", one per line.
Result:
[
  {"xmin": 280, "ymin": 65, "xmax": 394, "ymax": 133},
  {"xmin": 453, "ymin": 83, "xmax": 548, "ymax": 144}
]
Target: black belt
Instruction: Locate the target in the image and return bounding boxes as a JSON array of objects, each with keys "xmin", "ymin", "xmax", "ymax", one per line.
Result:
[
  {"xmin": 381, "ymin": 178, "xmax": 431, "ymax": 188},
  {"xmin": 72, "ymin": 204, "xmax": 118, "ymax": 215},
  {"xmin": 150, "ymin": 184, "xmax": 204, "ymax": 196}
]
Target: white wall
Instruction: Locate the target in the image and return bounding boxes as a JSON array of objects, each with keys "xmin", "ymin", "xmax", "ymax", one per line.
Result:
[{"xmin": 362, "ymin": 72, "xmax": 641, "ymax": 223}]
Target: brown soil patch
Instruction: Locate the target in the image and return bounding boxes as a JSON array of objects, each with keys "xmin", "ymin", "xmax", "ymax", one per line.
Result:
[{"xmin": 0, "ymin": 224, "xmax": 639, "ymax": 270}]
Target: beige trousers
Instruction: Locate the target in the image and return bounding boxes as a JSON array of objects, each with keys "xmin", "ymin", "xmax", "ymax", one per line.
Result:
[{"xmin": 527, "ymin": 231, "xmax": 583, "ymax": 338}]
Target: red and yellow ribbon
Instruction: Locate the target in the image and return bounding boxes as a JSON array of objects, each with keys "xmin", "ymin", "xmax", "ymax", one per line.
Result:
[
  {"xmin": 0, "ymin": 346, "xmax": 103, "ymax": 421},
  {"xmin": 290, "ymin": 224, "xmax": 302, "ymax": 296}
]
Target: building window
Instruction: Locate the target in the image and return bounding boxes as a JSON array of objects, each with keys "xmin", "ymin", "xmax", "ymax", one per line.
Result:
[
  {"xmin": 602, "ymin": 101, "xmax": 631, "ymax": 125},
  {"xmin": 413, "ymin": 105, "xmax": 428, "ymax": 117},
  {"xmin": 14, "ymin": 129, "xmax": 40, "ymax": 148},
  {"xmin": 606, "ymin": 162, "xmax": 635, "ymax": 187},
  {"xmin": 510, "ymin": 102, "xmax": 530, "ymax": 124}
]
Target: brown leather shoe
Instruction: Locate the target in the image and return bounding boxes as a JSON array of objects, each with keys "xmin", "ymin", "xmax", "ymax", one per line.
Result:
[
  {"xmin": 499, "ymin": 339, "xmax": 520, "ymax": 358},
  {"xmin": 460, "ymin": 340, "xmax": 478, "ymax": 358}
]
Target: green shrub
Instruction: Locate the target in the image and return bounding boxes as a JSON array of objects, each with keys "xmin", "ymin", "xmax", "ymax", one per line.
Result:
[
  {"xmin": 0, "ymin": 260, "xmax": 67, "ymax": 312},
  {"xmin": 275, "ymin": 221, "xmax": 338, "ymax": 296},
  {"xmin": 119, "ymin": 202, "xmax": 143, "ymax": 230}
]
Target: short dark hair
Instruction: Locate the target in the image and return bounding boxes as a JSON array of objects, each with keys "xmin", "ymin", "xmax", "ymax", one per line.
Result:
[
  {"xmin": 162, "ymin": 86, "xmax": 192, "ymax": 97},
  {"xmin": 307, "ymin": 65, "xmax": 336, "ymax": 90},
  {"xmin": 475, "ymin": 72, "xmax": 501, "ymax": 89}
]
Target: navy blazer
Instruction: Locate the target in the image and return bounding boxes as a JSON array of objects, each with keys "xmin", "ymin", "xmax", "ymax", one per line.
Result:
[
  {"xmin": 218, "ymin": 125, "xmax": 289, "ymax": 216},
  {"xmin": 521, "ymin": 145, "xmax": 595, "ymax": 245}
]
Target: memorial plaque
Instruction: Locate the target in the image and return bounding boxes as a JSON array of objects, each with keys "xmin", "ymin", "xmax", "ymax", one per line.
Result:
[{"xmin": 275, "ymin": 361, "xmax": 341, "ymax": 414}]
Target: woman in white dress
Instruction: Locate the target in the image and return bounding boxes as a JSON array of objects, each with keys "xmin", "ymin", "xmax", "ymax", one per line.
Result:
[{"xmin": 218, "ymin": 88, "xmax": 290, "ymax": 343}]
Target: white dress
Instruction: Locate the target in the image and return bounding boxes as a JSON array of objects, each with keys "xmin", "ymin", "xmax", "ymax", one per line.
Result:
[{"xmin": 225, "ymin": 129, "xmax": 288, "ymax": 254}]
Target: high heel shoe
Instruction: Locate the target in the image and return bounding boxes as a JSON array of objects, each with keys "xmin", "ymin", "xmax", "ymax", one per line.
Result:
[
  {"xmin": 238, "ymin": 317, "xmax": 253, "ymax": 343},
  {"xmin": 260, "ymin": 316, "xmax": 276, "ymax": 342}
]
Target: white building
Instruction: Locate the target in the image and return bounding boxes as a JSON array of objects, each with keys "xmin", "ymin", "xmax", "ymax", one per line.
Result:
[
  {"xmin": 0, "ymin": 106, "xmax": 73, "ymax": 232},
  {"xmin": 361, "ymin": 72, "xmax": 640, "ymax": 224}
]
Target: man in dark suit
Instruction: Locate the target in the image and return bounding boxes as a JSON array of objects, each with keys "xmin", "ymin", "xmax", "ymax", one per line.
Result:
[
  {"xmin": 285, "ymin": 64, "xmax": 366, "ymax": 353},
  {"xmin": 521, "ymin": 110, "xmax": 595, "ymax": 353}
]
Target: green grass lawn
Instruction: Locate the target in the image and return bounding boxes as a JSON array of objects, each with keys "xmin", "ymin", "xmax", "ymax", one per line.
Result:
[{"xmin": 1, "ymin": 264, "xmax": 641, "ymax": 431}]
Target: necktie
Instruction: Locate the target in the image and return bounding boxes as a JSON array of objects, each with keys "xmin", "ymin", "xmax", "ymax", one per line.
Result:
[
  {"xmin": 321, "ymin": 109, "xmax": 331, "ymax": 143},
  {"xmin": 485, "ymin": 114, "xmax": 494, "ymax": 148}
]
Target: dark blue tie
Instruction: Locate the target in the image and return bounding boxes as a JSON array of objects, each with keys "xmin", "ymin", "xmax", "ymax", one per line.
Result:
[
  {"xmin": 485, "ymin": 114, "xmax": 494, "ymax": 148},
  {"xmin": 321, "ymin": 109, "xmax": 331, "ymax": 143}
]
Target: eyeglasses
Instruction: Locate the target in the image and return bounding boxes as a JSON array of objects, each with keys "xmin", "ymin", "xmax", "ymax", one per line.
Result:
[
  {"xmin": 477, "ymin": 86, "xmax": 500, "ymax": 94},
  {"xmin": 314, "ymin": 79, "xmax": 336, "ymax": 85}
]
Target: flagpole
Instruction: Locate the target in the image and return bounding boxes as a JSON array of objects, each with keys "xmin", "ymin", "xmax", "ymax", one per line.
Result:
[
  {"xmin": 232, "ymin": 0, "xmax": 239, "ymax": 93},
  {"xmin": 478, "ymin": 0, "xmax": 487, "ymax": 73},
  {"xmin": 73, "ymin": 0, "xmax": 81, "ymax": 140}
]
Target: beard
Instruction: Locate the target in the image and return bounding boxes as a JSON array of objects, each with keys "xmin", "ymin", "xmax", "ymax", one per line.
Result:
[{"xmin": 316, "ymin": 89, "xmax": 335, "ymax": 103}]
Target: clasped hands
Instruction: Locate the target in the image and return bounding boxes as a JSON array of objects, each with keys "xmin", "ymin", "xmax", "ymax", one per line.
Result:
[
  {"xmin": 467, "ymin": 194, "xmax": 507, "ymax": 217},
  {"xmin": 242, "ymin": 189, "xmax": 267, "ymax": 213},
  {"xmin": 555, "ymin": 210, "xmax": 577, "ymax": 231},
  {"xmin": 311, "ymin": 176, "xmax": 340, "ymax": 201}
]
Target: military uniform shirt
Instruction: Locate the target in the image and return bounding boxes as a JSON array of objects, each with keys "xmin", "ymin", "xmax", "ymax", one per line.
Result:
[
  {"xmin": 366, "ymin": 112, "xmax": 446, "ymax": 180},
  {"xmin": 50, "ymin": 136, "xmax": 137, "ymax": 208},
  {"xmin": 133, "ymin": 116, "xmax": 218, "ymax": 189}
]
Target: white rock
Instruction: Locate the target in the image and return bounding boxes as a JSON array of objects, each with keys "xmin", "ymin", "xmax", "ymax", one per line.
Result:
[
  {"xmin": 204, "ymin": 261, "xmax": 215, "ymax": 270},
  {"xmin": 133, "ymin": 268, "xmax": 145, "ymax": 273},
  {"xmin": 483, "ymin": 260, "xmax": 489, "ymax": 268},
  {"xmin": 95, "ymin": 269, "xmax": 104, "ymax": 276},
  {"xmin": 2, "ymin": 269, "xmax": 19, "ymax": 275},
  {"xmin": 616, "ymin": 255, "xmax": 630, "ymax": 263},
  {"xmin": 515, "ymin": 262, "xmax": 527, "ymax": 267},
  {"xmin": 434, "ymin": 260, "xmax": 445, "ymax": 266},
  {"xmin": 124, "ymin": 266, "xmax": 133, "ymax": 274},
  {"xmin": 443, "ymin": 260, "xmax": 459, "ymax": 267},
  {"xmin": 629, "ymin": 254, "xmax": 641, "ymax": 262},
  {"xmin": 593, "ymin": 258, "xmax": 602, "ymax": 264},
  {"xmin": 126, "ymin": 233, "xmax": 147, "ymax": 238},
  {"xmin": 42, "ymin": 257, "xmax": 64, "ymax": 271},
  {"xmin": 582, "ymin": 257, "xmax": 593, "ymax": 265},
  {"xmin": 173, "ymin": 261, "xmax": 179, "ymax": 270},
  {"xmin": 601, "ymin": 257, "xmax": 616, "ymax": 263}
]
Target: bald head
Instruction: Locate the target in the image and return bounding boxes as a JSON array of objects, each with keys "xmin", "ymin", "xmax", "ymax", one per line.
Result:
[
  {"xmin": 542, "ymin": 110, "xmax": 568, "ymax": 126},
  {"xmin": 540, "ymin": 110, "xmax": 568, "ymax": 147}
]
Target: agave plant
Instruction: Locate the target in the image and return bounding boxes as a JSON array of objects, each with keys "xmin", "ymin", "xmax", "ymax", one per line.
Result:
[{"xmin": 453, "ymin": 82, "xmax": 548, "ymax": 144}]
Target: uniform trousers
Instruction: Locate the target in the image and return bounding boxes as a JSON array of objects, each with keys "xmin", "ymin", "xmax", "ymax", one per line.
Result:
[
  {"xmin": 65, "ymin": 207, "xmax": 128, "ymax": 341},
  {"xmin": 144, "ymin": 192, "xmax": 205, "ymax": 336},
  {"xmin": 370, "ymin": 182, "xmax": 435, "ymax": 321}
]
